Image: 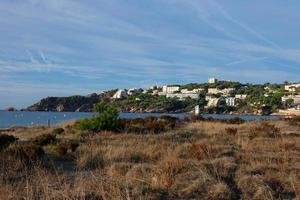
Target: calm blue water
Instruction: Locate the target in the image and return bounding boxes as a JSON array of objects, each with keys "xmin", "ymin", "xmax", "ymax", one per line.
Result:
[{"xmin": 0, "ymin": 111, "xmax": 281, "ymax": 128}]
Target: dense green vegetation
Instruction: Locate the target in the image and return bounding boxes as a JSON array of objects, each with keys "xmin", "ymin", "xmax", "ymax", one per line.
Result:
[
  {"xmin": 75, "ymin": 102, "xmax": 121, "ymax": 132},
  {"xmin": 109, "ymin": 93, "xmax": 207, "ymax": 113},
  {"xmin": 235, "ymin": 83, "xmax": 285, "ymax": 113},
  {"xmin": 25, "ymin": 81, "xmax": 297, "ymax": 115}
]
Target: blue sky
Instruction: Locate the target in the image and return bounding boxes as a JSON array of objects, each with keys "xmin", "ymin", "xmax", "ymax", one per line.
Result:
[{"xmin": 0, "ymin": 0, "xmax": 300, "ymax": 108}]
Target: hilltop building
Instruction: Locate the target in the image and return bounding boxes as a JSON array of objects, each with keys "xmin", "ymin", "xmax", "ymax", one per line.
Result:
[{"xmin": 208, "ymin": 77, "xmax": 218, "ymax": 84}]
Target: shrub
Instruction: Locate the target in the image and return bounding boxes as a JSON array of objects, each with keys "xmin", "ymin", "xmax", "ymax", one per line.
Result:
[
  {"xmin": 31, "ymin": 134, "xmax": 56, "ymax": 146},
  {"xmin": 249, "ymin": 122, "xmax": 280, "ymax": 139},
  {"xmin": 222, "ymin": 117, "xmax": 245, "ymax": 124},
  {"xmin": 287, "ymin": 116, "xmax": 300, "ymax": 126},
  {"xmin": 77, "ymin": 153, "xmax": 105, "ymax": 170},
  {"xmin": 52, "ymin": 127, "xmax": 64, "ymax": 135},
  {"xmin": 121, "ymin": 116, "xmax": 179, "ymax": 134},
  {"xmin": 0, "ymin": 134, "xmax": 18, "ymax": 151},
  {"xmin": 56, "ymin": 144, "xmax": 68, "ymax": 156},
  {"xmin": 191, "ymin": 114, "xmax": 204, "ymax": 122},
  {"xmin": 225, "ymin": 127, "xmax": 238, "ymax": 136},
  {"xmin": 75, "ymin": 102, "xmax": 122, "ymax": 132},
  {"xmin": 68, "ymin": 142, "xmax": 80, "ymax": 152},
  {"xmin": 6, "ymin": 144, "xmax": 45, "ymax": 162}
]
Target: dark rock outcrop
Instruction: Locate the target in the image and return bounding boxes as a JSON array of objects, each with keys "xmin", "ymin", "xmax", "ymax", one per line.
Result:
[
  {"xmin": 25, "ymin": 94, "xmax": 101, "ymax": 112},
  {"xmin": 5, "ymin": 107, "xmax": 18, "ymax": 112}
]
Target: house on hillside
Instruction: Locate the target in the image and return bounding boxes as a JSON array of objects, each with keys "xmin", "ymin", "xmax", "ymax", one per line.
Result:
[
  {"xmin": 181, "ymin": 88, "xmax": 204, "ymax": 94},
  {"xmin": 112, "ymin": 89, "xmax": 128, "ymax": 99},
  {"xmin": 235, "ymin": 94, "xmax": 247, "ymax": 100},
  {"xmin": 226, "ymin": 97, "xmax": 236, "ymax": 107},
  {"xmin": 128, "ymin": 88, "xmax": 143, "ymax": 95},
  {"xmin": 285, "ymin": 83, "xmax": 300, "ymax": 92},
  {"xmin": 208, "ymin": 88, "xmax": 235, "ymax": 95},
  {"xmin": 206, "ymin": 98, "xmax": 221, "ymax": 107},
  {"xmin": 282, "ymin": 95, "xmax": 300, "ymax": 104},
  {"xmin": 162, "ymin": 85, "xmax": 180, "ymax": 94},
  {"xmin": 166, "ymin": 93, "xmax": 200, "ymax": 100}
]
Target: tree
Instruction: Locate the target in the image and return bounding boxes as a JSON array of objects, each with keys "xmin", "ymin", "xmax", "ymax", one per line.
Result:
[{"xmin": 75, "ymin": 102, "xmax": 121, "ymax": 132}]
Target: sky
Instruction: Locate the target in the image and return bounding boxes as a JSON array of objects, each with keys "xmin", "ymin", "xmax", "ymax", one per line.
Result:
[{"xmin": 0, "ymin": 0, "xmax": 300, "ymax": 108}]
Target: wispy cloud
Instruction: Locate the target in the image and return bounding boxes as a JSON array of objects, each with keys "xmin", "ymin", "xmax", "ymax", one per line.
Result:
[{"xmin": 0, "ymin": 0, "xmax": 299, "ymax": 107}]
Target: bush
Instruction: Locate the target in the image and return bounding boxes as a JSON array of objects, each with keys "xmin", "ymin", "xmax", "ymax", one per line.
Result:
[
  {"xmin": 68, "ymin": 142, "xmax": 79, "ymax": 152},
  {"xmin": 0, "ymin": 134, "xmax": 18, "ymax": 151},
  {"xmin": 225, "ymin": 128, "xmax": 238, "ymax": 136},
  {"xmin": 77, "ymin": 153, "xmax": 105, "ymax": 170},
  {"xmin": 56, "ymin": 144, "xmax": 68, "ymax": 156},
  {"xmin": 75, "ymin": 102, "xmax": 121, "ymax": 132},
  {"xmin": 52, "ymin": 127, "xmax": 64, "ymax": 135},
  {"xmin": 6, "ymin": 144, "xmax": 45, "ymax": 162},
  {"xmin": 31, "ymin": 134, "xmax": 56, "ymax": 146},
  {"xmin": 287, "ymin": 116, "xmax": 300, "ymax": 126},
  {"xmin": 249, "ymin": 122, "xmax": 280, "ymax": 139},
  {"xmin": 121, "ymin": 116, "xmax": 179, "ymax": 134}
]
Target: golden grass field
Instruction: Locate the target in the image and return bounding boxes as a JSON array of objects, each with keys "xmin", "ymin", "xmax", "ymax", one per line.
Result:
[{"xmin": 1, "ymin": 119, "xmax": 300, "ymax": 199}]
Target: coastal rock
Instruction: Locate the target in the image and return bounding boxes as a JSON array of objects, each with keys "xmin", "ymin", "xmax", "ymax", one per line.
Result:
[
  {"xmin": 25, "ymin": 94, "xmax": 101, "ymax": 112},
  {"xmin": 5, "ymin": 107, "xmax": 17, "ymax": 112}
]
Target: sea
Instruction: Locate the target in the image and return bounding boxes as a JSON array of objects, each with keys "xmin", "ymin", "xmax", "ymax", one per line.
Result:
[{"xmin": 0, "ymin": 111, "xmax": 281, "ymax": 128}]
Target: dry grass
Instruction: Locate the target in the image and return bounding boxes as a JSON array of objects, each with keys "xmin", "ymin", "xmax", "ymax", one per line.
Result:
[{"xmin": 0, "ymin": 119, "xmax": 299, "ymax": 199}]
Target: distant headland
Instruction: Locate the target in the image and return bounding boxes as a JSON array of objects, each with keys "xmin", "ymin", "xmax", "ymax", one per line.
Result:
[{"xmin": 8, "ymin": 78, "xmax": 300, "ymax": 116}]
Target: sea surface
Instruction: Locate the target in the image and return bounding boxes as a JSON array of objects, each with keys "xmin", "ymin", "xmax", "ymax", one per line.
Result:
[{"xmin": 0, "ymin": 111, "xmax": 281, "ymax": 128}]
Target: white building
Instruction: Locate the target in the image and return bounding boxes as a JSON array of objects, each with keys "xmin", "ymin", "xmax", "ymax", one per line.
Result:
[
  {"xmin": 285, "ymin": 83, "xmax": 300, "ymax": 92},
  {"xmin": 207, "ymin": 98, "xmax": 221, "ymax": 107},
  {"xmin": 235, "ymin": 94, "xmax": 247, "ymax": 100},
  {"xmin": 127, "ymin": 88, "xmax": 143, "ymax": 95},
  {"xmin": 112, "ymin": 89, "xmax": 128, "ymax": 99},
  {"xmin": 166, "ymin": 93, "xmax": 200, "ymax": 100},
  {"xmin": 205, "ymin": 95, "xmax": 212, "ymax": 101},
  {"xmin": 208, "ymin": 77, "xmax": 218, "ymax": 84},
  {"xmin": 226, "ymin": 97, "xmax": 236, "ymax": 107},
  {"xmin": 208, "ymin": 88, "xmax": 235, "ymax": 95},
  {"xmin": 282, "ymin": 95, "xmax": 300, "ymax": 104},
  {"xmin": 162, "ymin": 85, "xmax": 180, "ymax": 94},
  {"xmin": 181, "ymin": 88, "xmax": 204, "ymax": 94}
]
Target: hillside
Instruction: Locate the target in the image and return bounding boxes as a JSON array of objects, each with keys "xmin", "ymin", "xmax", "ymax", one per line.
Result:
[
  {"xmin": 25, "ymin": 94, "xmax": 101, "ymax": 112},
  {"xmin": 23, "ymin": 81, "xmax": 299, "ymax": 114}
]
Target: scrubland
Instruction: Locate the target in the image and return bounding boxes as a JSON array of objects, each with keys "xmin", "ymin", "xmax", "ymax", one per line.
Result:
[{"xmin": 0, "ymin": 117, "xmax": 300, "ymax": 199}]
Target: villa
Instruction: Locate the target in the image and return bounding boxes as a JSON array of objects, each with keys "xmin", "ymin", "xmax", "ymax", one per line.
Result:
[
  {"xmin": 128, "ymin": 88, "xmax": 143, "ymax": 95},
  {"xmin": 235, "ymin": 94, "xmax": 247, "ymax": 100},
  {"xmin": 112, "ymin": 89, "xmax": 128, "ymax": 99},
  {"xmin": 282, "ymin": 95, "xmax": 300, "ymax": 104},
  {"xmin": 226, "ymin": 97, "xmax": 236, "ymax": 107},
  {"xmin": 206, "ymin": 98, "xmax": 221, "ymax": 107},
  {"xmin": 181, "ymin": 88, "xmax": 204, "ymax": 94},
  {"xmin": 285, "ymin": 83, "xmax": 300, "ymax": 92},
  {"xmin": 162, "ymin": 85, "xmax": 180, "ymax": 94},
  {"xmin": 166, "ymin": 93, "xmax": 200, "ymax": 100},
  {"xmin": 208, "ymin": 88, "xmax": 235, "ymax": 95}
]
